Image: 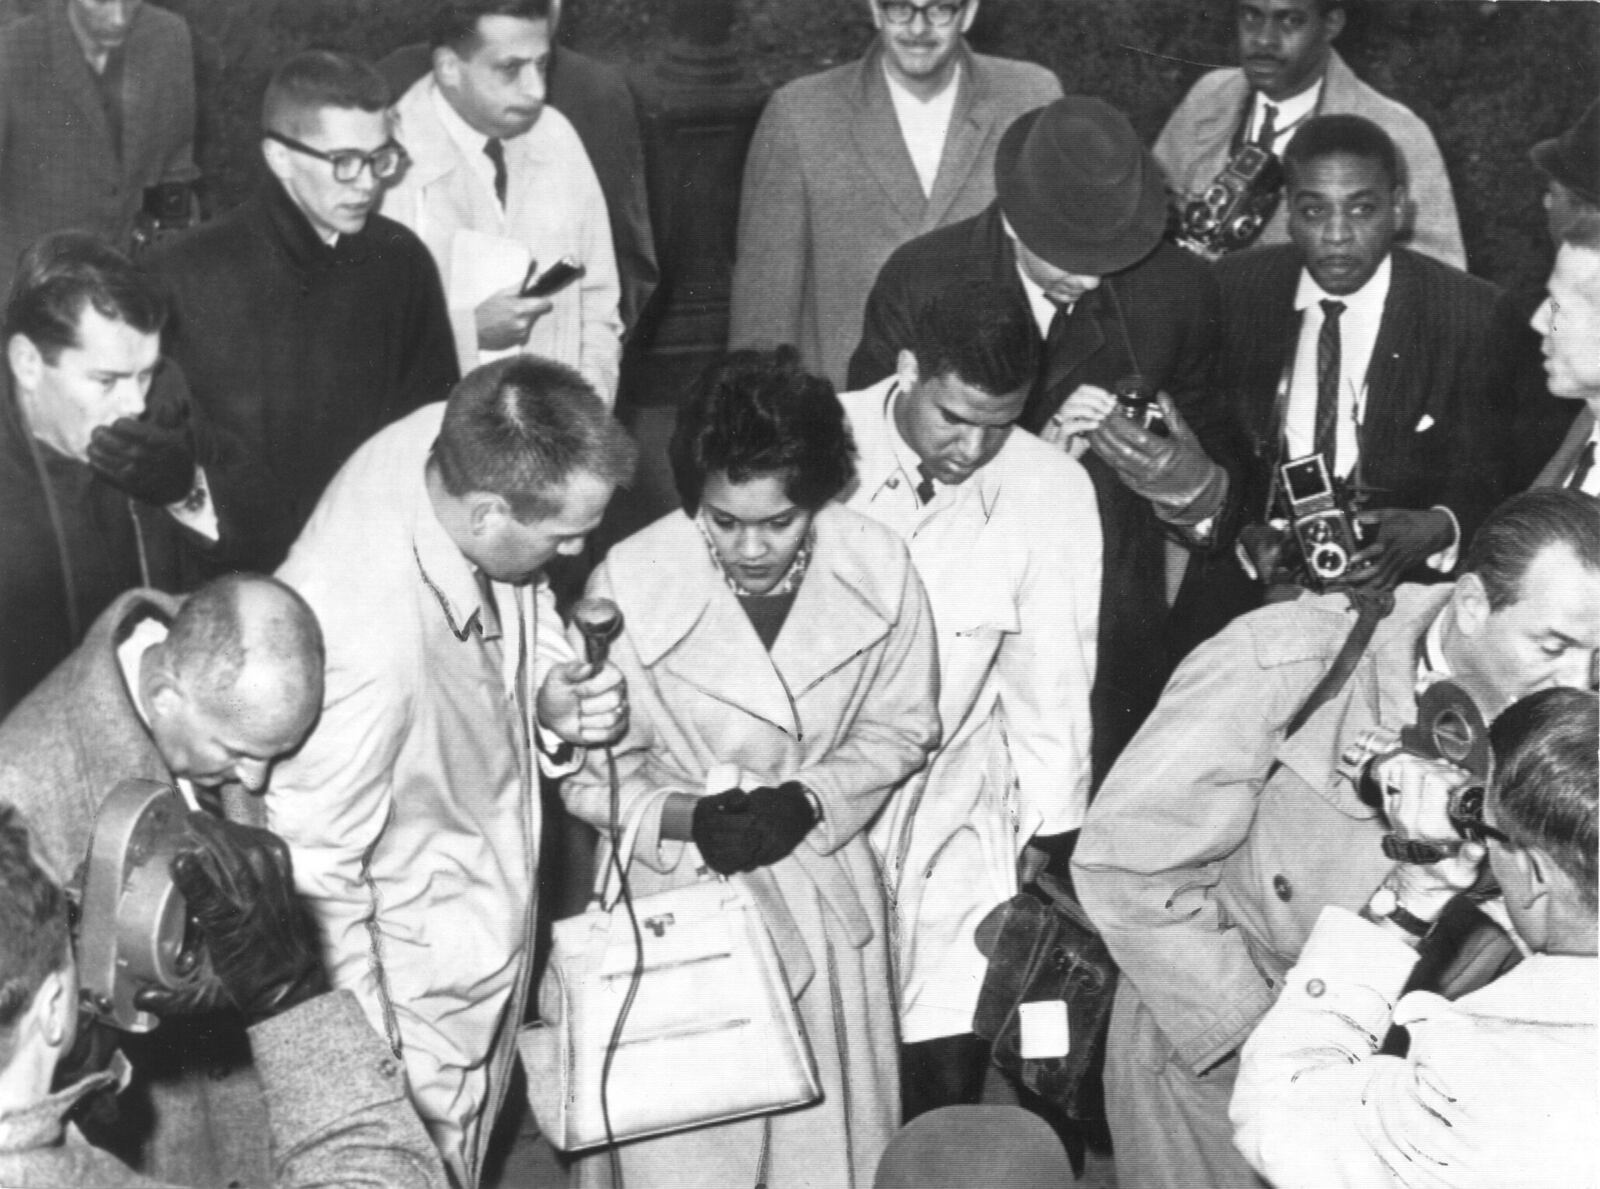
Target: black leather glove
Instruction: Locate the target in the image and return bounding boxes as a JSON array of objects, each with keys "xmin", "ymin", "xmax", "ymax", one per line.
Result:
[
  {"xmin": 691, "ymin": 788, "xmax": 760, "ymax": 875},
  {"xmin": 743, "ymin": 783, "xmax": 819, "ymax": 868},
  {"xmin": 691, "ymin": 783, "xmax": 817, "ymax": 875},
  {"xmin": 138, "ymin": 813, "xmax": 326, "ymax": 1025},
  {"xmin": 87, "ymin": 375, "xmax": 197, "ymax": 506}
]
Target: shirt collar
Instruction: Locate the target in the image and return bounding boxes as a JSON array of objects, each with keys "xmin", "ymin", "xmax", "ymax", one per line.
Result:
[
  {"xmin": 412, "ymin": 463, "xmax": 499, "ymax": 643},
  {"xmin": 432, "ymin": 80, "xmax": 495, "ymax": 159},
  {"xmin": 1294, "ymin": 251, "xmax": 1392, "ymax": 317},
  {"xmin": 1251, "ymin": 77, "xmax": 1322, "ymax": 134},
  {"xmin": 880, "ymin": 380, "xmax": 1001, "ymax": 521},
  {"xmin": 0, "ymin": 1062, "xmax": 124, "ymax": 1154}
]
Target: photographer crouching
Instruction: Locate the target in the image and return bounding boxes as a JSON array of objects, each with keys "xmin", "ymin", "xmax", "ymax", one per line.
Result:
[
  {"xmin": 0, "ymin": 804, "xmax": 447, "ymax": 1188},
  {"xmin": 1232, "ymin": 686, "xmax": 1597, "ymax": 1188}
]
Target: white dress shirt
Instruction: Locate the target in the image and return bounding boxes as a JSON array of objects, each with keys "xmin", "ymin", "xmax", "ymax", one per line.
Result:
[
  {"xmin": 1247, "ymin": 79, "xmax": 1323, "ymax": 156},
  {"xmin": 884, "ymin": 61, "xmax": 962, "ymax": 198}
]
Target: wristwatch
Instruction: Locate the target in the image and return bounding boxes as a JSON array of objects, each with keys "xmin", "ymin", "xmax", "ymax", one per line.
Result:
[{"xmin": 1363, "ymin": 886, "xmax": 1433, "ymax": 938}]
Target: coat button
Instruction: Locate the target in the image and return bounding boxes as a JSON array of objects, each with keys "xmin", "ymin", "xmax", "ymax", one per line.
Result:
[
  {"xmin": 1305, "ymin": 978, "xmax": 1326, "ymax": 998},
  {"xmin": 378, "ymin": 1058, "xmax": 398, "ymax": 1078},
  {"xmin": 887, "ymin": 476, "xmax": 900, "ymax": 489},
  {"xmin": 1272, "ymin": 874, "xmax": 1292, "ymax": 901}
]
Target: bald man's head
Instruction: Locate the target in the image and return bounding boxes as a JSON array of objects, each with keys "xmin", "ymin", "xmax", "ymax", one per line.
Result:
[{"xmin": 144, "ymin": 575, "xmax": 324, "ymax": 792}]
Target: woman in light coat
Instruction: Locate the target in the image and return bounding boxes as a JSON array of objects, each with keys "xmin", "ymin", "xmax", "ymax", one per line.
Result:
[{"xmin": 560, "ymin": 347, "xmax": 941, "ymax": 1189}]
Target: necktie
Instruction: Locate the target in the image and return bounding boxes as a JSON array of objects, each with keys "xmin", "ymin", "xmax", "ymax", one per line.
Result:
[
  {"xmin": 1315, "ymin": 299, "xmax": 1346, "ymax": 471},
  {"xmin": 484, "ymin": 137, "xmax": 508, "ymax": 208},
  {"xmin": 915, "ymin": 462, "xmax": 936, "ymax": 506},
  {"xmin": 1569, "ymin": 440, "xmax": 1597, "ymax": 491},
  {"xmin": 1256, "ymin": 102, "xmax": 1278, "ymax": 149}
]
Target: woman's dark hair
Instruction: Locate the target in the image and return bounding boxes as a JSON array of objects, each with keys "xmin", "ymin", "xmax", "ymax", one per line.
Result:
[{"xmin": 670, "ymin": 346, "xmax": 856, "ymax": 515}]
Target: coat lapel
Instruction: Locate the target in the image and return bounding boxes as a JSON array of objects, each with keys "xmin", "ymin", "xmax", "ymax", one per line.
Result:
[
  {"xmin": 848, "ymin": 52, "xmax": 928, "ymax": 229},
  {"xmin": 1040, "ymin": 287, "xmax": 1108, "ymax": 396},
  {"xmin": 47, "ymin": 4, "xmax": 115, "ymax": 158},
  {"xmin": 768, "ymin": 510, "xmax": 893, "ymax": 702},
  {"xmin": 1359, "ymin": 252, "xmax": 1420, "ymax": 474},
  {"xmin": 921, "ymin": 48, "xmax": 985, "ymax": 231}
]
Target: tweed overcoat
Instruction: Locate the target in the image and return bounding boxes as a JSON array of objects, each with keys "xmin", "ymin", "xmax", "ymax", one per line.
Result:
[
  {"xmin": 561, "ymin": 503, "xmax": 941, "ymax": 1189},
  {"xmin": 729, "ymin": 43, "xmax": 1060, "ymax": 388},
  {"xmin": 0, "ymin": 589, "xmax": 278, "ymax": 1186}
]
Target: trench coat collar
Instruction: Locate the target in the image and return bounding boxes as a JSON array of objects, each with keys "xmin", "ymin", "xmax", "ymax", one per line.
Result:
[
  {"xmin": 848, "ymin": 377, "xmax": 1002, "ymax": 522},
  {"xmin": 394, "ymin": 74, "xmax": 527, "ymax": 194},
  {"xmin": 1275, "ymin": 584, "xmax": 1453, "ymax": 807},
  {"xmin": 410, "ymin": 467, "xmax": 499, "ymax": 643},
  {"xmin": 615, "ymin": 504, "xmax": 903, "ymax": 737}
]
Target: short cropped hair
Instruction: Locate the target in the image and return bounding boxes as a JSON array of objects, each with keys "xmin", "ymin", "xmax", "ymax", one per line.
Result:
[
  {"xmin": 1490, "ymin": 687, "xmax": 1599, "ymax": 911},
  {"xmin": 1465, "ymin": 490, "xmax": 1600, "ymax": 612},
  {"xmin": 670, "ymin": 346, "xmax": 857, "ymax": 516},
  {"xmin": 0, "ymin": 807, "xmax": 69, "ymax": 1067},
  {"xmin": 3, "ymin": 231, "xmax": 167, "ymax": 365},
  {"xmin": 165, "ymin": 574, "xmax": 325, "ymax": 711},
  {"xmin": 909, "ymin": 279, "xmax": 1041, "ymax": 398},
  {"xmin": 1284, "ymin": 114, "xmax": 1402, "ymax": 191},
  {"xmin": 432, "ymin": 355, "xmax": 636, "ymax": 522},
  {"xmin": 431, "ymin": 0, "xmax": 553, "ymax": 53},
  {"xmin": 262, "ymin": 50, "xmax": 391, "ymax": 137}
]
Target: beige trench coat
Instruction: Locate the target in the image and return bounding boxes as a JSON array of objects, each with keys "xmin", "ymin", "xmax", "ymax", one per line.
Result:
[{"xmin": 561, "ymin": 503, "xmax": 941, "ymax": 1189}]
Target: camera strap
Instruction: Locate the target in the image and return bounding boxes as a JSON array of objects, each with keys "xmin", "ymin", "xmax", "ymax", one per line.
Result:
[{"xmin": 1283, "ymin": 586, "xmax": 1397, "ymax": 740}]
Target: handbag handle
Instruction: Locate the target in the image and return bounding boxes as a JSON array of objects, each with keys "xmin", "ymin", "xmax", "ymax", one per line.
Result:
[{"xmin": 592, "ymin": 788, "xmax": 683, "ymax": 910}]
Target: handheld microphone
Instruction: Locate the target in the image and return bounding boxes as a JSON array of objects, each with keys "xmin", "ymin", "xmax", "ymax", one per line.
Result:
[{"xmin": 573, "ymin": 596, "xmax": 624, "ymax": 668}]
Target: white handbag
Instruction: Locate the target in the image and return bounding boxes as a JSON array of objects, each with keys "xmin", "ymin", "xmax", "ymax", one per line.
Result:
[{"xmin": 518, "ymin": 787, "xmax": 822, "ymax": 1153}]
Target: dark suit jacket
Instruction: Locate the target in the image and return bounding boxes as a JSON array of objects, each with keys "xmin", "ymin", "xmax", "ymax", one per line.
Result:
[
  {"xmin": 0, "ymin": 1, "xmax": 196, "ymax": 297},
  {"xmin": 849, "ymin": 203, "xmax": 1230, "ymax": 786},
  {"xmin": 1534, "ymin": 406, "xmax": 1596, "ymax": 489},
  {"xmin": 1181, "ymin": 244, "xmax": 1525, "ymax": 638},
  {"xmin": 377, "ymin": 42, "xmax": 658, "ymax": 332}
]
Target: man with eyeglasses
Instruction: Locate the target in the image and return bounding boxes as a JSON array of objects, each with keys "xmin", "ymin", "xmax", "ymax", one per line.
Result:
[
  {"xmin": 148, "ymin": 49, "xmax": 459, "ymax": 566},
  {"xmin": 382, "ymin": 0, "xmax": 622, "ymax": 402},
  {"xmin": 728, "ymin": 0, "xmax": 1058, "ymax": 388},
  {"xmin": 1232, "ymin": 685, "xmax": 1598, "ymax": 1189},
  {"xmin": 1072, "ymin": 488, "xmax": 1600, "ymax": 1189}
]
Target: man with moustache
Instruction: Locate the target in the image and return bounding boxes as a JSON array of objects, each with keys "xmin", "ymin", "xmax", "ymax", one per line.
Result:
[
  {"xmin": 1155, "ymin": 0, "xmax": 1463, "ymax": 268},
  {"xmin": 150, "ymin": 51, "xmax": 458, "ymax": 565},
  {"xmin": 729, "ymin": 0, "xmax": 1059, "ymax": 387},
  {"xmin": 383, "ymin": 0, "xmax": 622, "ymax": 401}
]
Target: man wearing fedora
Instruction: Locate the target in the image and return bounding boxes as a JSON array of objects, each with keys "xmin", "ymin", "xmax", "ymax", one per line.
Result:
[{"xmin": 850, "ymin": 95, "xmax": 1236, "ymax": 788}]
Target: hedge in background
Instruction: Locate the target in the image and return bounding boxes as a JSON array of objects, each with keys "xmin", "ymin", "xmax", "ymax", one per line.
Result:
[{"xmin": 3, "ymin": 0, "xmax": 1593, "ymax": 295}]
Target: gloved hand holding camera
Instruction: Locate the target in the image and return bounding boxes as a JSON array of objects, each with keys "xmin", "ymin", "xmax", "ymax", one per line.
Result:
[
  {"xmin": 1091, "ymin": 393, "xmax": 1228, "ymax": 526},
  {"xmin": 691, "ymin": 782, "xmax": 819, "ymax": 875},
  {"xmin": 136, "ymin": 813, "xmax": 326, "ymax": 1025}
]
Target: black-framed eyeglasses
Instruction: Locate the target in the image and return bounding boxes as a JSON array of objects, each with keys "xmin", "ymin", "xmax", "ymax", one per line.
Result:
[
  {"xmin": 266, "ymin": 131, "xmax": 407, "ymax": 183},
  {"xmin": 879, "ymin": 0, "xmax": 967, "ymax": 28}
]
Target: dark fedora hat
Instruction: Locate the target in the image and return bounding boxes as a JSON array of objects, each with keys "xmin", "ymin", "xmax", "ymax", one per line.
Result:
[
  {"xmin": 994, "ymin": 96, "xmax": 1167, "ymax": 276},
  {"xmin": 1531, "ymin": 100, "xmax": 1599, "ymax": 208},
  {"xmin": 874, "ymin": 1106, "xmax": 1072, "ymax": 1189}
]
